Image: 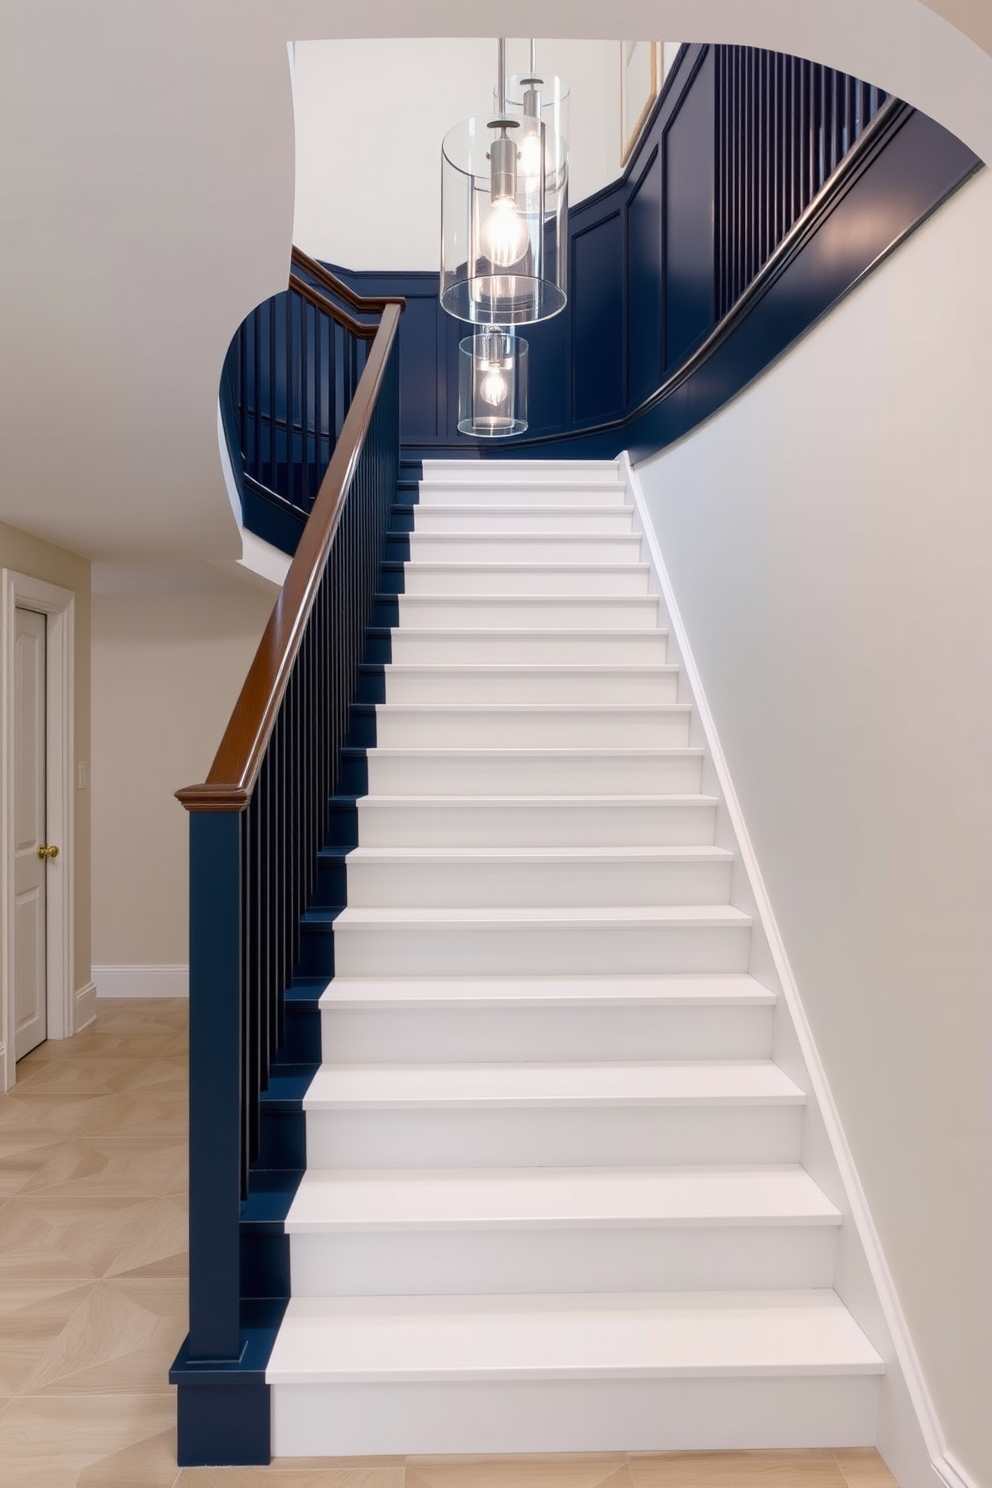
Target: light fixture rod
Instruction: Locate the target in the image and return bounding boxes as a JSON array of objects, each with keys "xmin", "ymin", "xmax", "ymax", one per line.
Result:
[
  {"xmin": 530, "ymin": 39, "xmax": 536, "ymax": 74},
  {"xmin": 497, "ymin": 37, "xmax": 507, "ymax": 114}
]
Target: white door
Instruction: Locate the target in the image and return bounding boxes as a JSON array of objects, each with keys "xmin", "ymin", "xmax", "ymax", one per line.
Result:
[{"xmin": 13, "ymin": 605, "xmax": 48, "ymax": 1060}]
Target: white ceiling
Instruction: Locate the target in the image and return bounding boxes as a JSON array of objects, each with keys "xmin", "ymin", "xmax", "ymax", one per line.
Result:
[{"xmin": 0, "ymin": 1, "xmax": 988, "ymax": 564}]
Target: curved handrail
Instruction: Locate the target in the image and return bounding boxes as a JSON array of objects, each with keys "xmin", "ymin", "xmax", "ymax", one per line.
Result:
[
  {"xmin": 179, "ymin": 299, "xmax": 403, "ymax": 814},
  {"xmin": 288, "ymin": 271, "xmax": 379, "ymax": 339},
  {"xmin": 528, "ymin": 92, "xmax": 909, "ymax": 450},
  {"xmin": 291, "ymin": 244, "xmax": 405, "ymax": 313}
]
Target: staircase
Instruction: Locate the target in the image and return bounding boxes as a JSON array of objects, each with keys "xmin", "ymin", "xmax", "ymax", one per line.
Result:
[{"xmin": 265, "ymin": 458, "xmax": 883, "ymax": 1456}]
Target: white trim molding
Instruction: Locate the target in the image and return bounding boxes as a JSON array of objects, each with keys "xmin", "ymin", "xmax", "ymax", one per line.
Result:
[
  {"xmin": 621, "ymin": 452, "xmax": 960, "ymax": 1488},
  {"xmin": 934, "ymin": 1453, "xmax": 980, "ymax": 1488},
  {"xmin": 1, "ymin": 569, "xmax": 76, "ymax": 1093},
  {"xmin": 75, "ymin": 979, "xmax": 97, "ymax": 1031},
  {"xmin": 94, "ymin": 964, "xmax": 190, "ymax": 999}
]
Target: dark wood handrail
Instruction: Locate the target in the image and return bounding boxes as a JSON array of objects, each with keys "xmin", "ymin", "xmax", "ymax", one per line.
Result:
[
  {"xmin": 177, "ymin": 299, "xmax": 403, "ymax": 814},
  {"xmin": 291, "ymin": 245, "xmax": 406, "ymax": 313},
  {"xmin": 288, "ymin": 272, "xmax": 379, "ymax": 340}
]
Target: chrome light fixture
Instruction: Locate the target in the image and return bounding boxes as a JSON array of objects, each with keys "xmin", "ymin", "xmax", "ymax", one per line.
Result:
[
  {"xmin": 504, "ymin": 42, "xmax": 570, "ymax": 201},
  {"xmin": 457, "ymin": 326, "xmax": 529, "ymax": 438},
  {"xmin": 440, "ymin": 39, "xmax": 568, "ymax": 327}
]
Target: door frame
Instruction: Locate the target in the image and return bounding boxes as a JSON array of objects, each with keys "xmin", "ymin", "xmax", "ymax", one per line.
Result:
[{"xmin": 1, "ymin": 570, "xmax": 75, "ymax": 1093}]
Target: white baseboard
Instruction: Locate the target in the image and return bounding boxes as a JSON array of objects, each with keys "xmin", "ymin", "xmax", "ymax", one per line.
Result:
[
  {"xmin": 94, "ymin": 964, "xmax": 189, "ymax": 999},
  {"xmin": 934, "ymin": 1453, "xmax": 980, "ymax": 1488},
  {"xmin": 75, "ymin": 980, "xmax": 97, "ymax": 1030}
]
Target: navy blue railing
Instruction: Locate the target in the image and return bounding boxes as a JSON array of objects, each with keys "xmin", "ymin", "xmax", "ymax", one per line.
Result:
[
  {"xmin": 172, "ymin": 294, "xmax": 402, "ymax": 1464},
  {"xmin": 714, "ymin": 48, "xmax": 886, "ymax": 316}
]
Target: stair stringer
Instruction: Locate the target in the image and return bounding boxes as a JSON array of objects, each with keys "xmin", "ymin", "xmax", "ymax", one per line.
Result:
[{"xmin": 621, "ymin": 451, "xmax": 940, "ymax": 1488}]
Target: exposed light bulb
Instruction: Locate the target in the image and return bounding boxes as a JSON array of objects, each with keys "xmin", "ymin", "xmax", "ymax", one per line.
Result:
[
  {"xmin": 479, "ymin": 366, "xmax": 508, "ymax": 406},
  {"xmin": 481, "ymin": 196, "xmax": 529, "ymax": 268},
  {"xmin": 517, "ymin": 130, "xmax": 544, "ymax": 190}
]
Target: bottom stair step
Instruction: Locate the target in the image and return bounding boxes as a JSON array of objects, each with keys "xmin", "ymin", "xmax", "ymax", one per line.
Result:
[{"xmin": 267, "ymin": 1290, "xmax": 883, "ymax": 1455}]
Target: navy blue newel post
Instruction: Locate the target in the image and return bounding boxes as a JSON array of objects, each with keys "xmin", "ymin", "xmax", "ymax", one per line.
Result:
[
  {"xmin": 170, "ymin": 808, "xmax": 273, "ymax": 1467},
  {"xmin": 170, "ymin": 295, "xmax": 404, "ymax": 1468},
  {"xmin": 188, "ymin": 810, "xmax": 243, "ymax": 1362},
  {"xmin": 170, "ymin": 805, "xmax": 273, "ymax": 1467}
]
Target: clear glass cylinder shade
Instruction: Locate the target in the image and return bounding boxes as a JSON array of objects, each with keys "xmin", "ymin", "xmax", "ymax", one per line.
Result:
[
  {"xmin": 504, "ymin": 72, "xmax": 570, "ymax": 163},
  {"xmin": 457, "ymin": 329, "xmax": 529, "ymax": 437},
  {"xmin": 441, "ymin": 114, "xmax": 568, "ymax": 325}
]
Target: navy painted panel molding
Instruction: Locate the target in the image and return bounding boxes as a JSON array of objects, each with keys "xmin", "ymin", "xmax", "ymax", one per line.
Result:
[
  {"xmin": 325, "ymin": 43, "xmax": 980, "ymax": 464},
  {"xmin": 573, "ymin": 213, "xmax": 625, "ymax": 424},
  {"xmin": 663, "ymin": 48, "xmax": 716, "ymax": 371}
]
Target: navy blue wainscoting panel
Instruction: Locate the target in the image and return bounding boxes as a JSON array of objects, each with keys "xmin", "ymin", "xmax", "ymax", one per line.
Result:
[
  {"xmin": 398, "ymin": 287, "xmax": 443, "ymax": 443},
  {"xmin": 519, "ymin": 296, "xmax": 571, "ymax": 436},
  {"xmin": 571, "ymin": 212, "xmax": 625, "ymax": 425},
  {"xmin": 663, "ymin": 48, "xmax": 716, "ymax": 371},
  {"xmin": 626, "ymin": 144, "xmax": 664, "ymax": 407}
]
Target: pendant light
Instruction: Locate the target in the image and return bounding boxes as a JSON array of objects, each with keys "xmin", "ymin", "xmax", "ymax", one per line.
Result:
[
  {"xmin": 505, "ymin": 41, "xmax": 570, "ymax": 199},
  {"xmin": 440, "ymin": 38, "xmax": 568, "ymax": 327},
  {"xmin": 457, "ymin": 326, "xmax": 529, "ymax": 437}
]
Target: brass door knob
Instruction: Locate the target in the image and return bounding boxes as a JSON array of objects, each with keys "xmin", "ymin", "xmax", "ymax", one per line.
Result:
[{"xmin": 36, "ymin": 844, "xmax": 59, "ymax": 860}]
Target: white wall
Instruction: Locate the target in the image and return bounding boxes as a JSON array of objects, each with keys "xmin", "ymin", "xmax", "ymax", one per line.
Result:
[
  {"xmin": 636, "ymin": 165, "xmax": 992, "ymax": 1488},
  {"xmin": 91, "ymin": 584, "xmax": 274, "ymax": 969},
  {"xmin": 292, "ymin": 38, "xmax": 622, "ymax": 270}
]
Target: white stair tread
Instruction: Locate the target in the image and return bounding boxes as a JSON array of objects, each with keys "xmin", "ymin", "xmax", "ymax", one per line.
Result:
[
  {"xmin": 383, "ymin": 664, "xmax": 679, "ymax": 678},
  {"xmin": 319, "ymin": 975, "xmax": 776, "ymax": 1008},
  {"xmin": 286, "ymin": 1166, "xmax": 841, "ymax": 1232},
  {"xmin": 363, "ymin": 748, "xmax": 700, "ymax": 761},
  {"xmin": 404, "ymin": 563, "xmax": 652, "ymax": 574},
  {"xmin": 397, "ymin": 595, "xmax": 658, "ymax": 607},
  {"xmin": 333, "ymin": 905, "xmax": 750, "ymax": 928},
  {"xmin": 357, "ymin": 793, "xmax": 715, "ymax": 806},
  {"xmin": 342, "ymin": 846, "xmax": 732, "ymax": 863},
  {"xmin": 375, "ymin": 705, "xmax": 693, "ymax": 716},
  {"xmin": 383, "ymin": 633, "xmax": 672, "ymax": 645},
  {"xmin": 411, "ymin": 505, "xmax": 632, "ymax": 516},
  {"xmin": 303, "ymin": 1061, "xmax": 804, "ymax": 1109},
  {"xmin": 409, "ymin": 533, "xmax": 640, "ymax": 544},
  {"xmin": 419, "ymin": 480, "xmax": 624, "ymax": 493},
  {"xmin": 266, "ymin": 1290, "xmax": 883, "ymax": 1383}
]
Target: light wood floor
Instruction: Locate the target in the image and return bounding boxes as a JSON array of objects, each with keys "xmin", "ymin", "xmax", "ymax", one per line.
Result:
[{"xmin": 0, "ymin": 999, "xmax": 902, "ymax": 1488}]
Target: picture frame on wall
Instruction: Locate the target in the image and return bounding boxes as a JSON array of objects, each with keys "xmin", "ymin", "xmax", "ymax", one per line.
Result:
[{"xmin": 620, "ymin": 41, "xmax": 663, "ymax": 166}]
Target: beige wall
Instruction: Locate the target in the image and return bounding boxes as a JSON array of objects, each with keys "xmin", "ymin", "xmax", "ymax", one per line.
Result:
[
  {"xmin": 91, "ymin": 587, "xmax": 273, "ymax": 966},
  {"xmin": 0, "ymin": 520, "xmax": 91, "ymax": 998},
  {"xmin": 637, "ymin": 166, "xmax": 992, "ymax": 1487}
]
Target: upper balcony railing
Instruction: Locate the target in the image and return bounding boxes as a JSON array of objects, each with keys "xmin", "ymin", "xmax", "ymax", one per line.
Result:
[
  {"xmin": 220, "ymin": 248, "xmax": 403, "ymax": 550},
  {"xmin": 713, "ymin": 49, "xmax": 887, "ymax": 317}
]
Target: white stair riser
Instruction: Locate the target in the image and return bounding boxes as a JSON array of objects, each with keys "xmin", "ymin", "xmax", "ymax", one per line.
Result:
[
  {"xmin": 271, "ymin": 1375, "xmax": 878, "ymax": 1456},
  {"xmin": 383, "ymin": 668, "xmax": 679, "ymax": 706},
  {"xmin": 373, "ymin": 708, "xmax": 692, "ymax": 751},
  {"xmin": 304, "ymin": 1103, "xmax": 803, "ymax": 1170},
  {"xmin": 364, "ymin": 752, "xmax": 703, "ymax": 797},
  {"xmin": 412, "ymin": 507, "xmax": 636, "ymax": 535},
  {"xmin": 408, "ymin": 536, "xmax": 644, "ymax": 565},
  {"xmin": 395, "ymin": 597, "xmax": 660, "ymax": 630},
  {"xmin": 344, "ymin": 855, "xmax": 733, "ymax": 908},
  {"xmin": 388, "ymin": 632, "xmax": 669, "ymax": 665},
  {"xmin": 321, "ymin": 1004, "xmax": 773, "ymax": 1064},
  {"xmin": 333, "ymin": 921, "xmax": 751, "ymax": 979},
  {"xmin": 355, "ymin": 799, "xmax": 716, "ymax": 848},
  {"xmin": 289, "ymin": 1224, "xmax": 839, "ymax": 1299},
  {"xmin": 417, "ymin": 484, "xmax": 628, "ymax": 509},
  {"xmin": 402, "ymin": 566, "xmax": 651, "ymax": 597}
]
